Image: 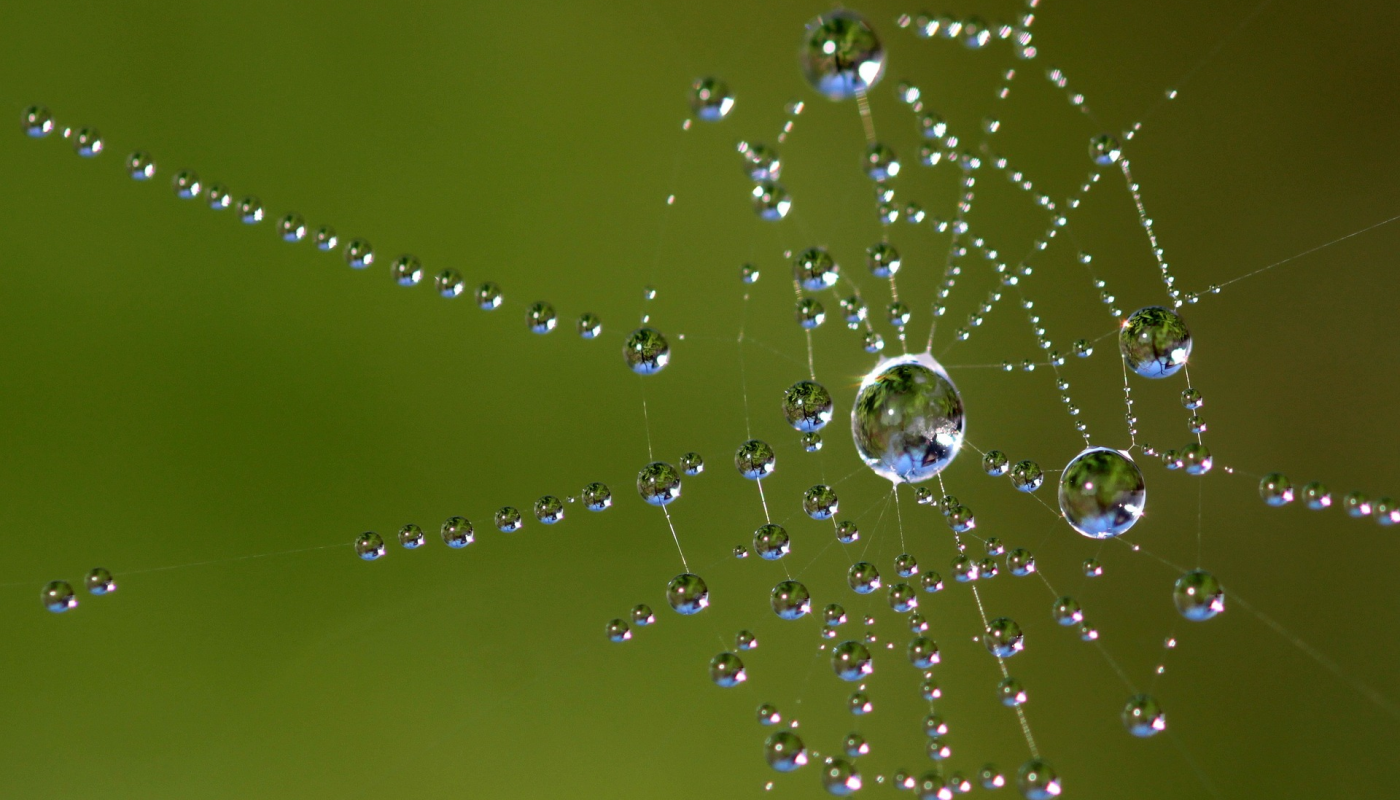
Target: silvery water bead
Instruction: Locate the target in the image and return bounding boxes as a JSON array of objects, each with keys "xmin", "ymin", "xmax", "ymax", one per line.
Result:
[
  {"xmin": 127, "ymin": 151, "xmax": 156, "ymax": 180},
  {"xmin": 494, "ymin": 506, "xmax": 523, "ymax": 532},
  {"xmin": 440, "ymin": 516, "xmax": 474, "ymax": 547},
  {"xmin": 908, "ymin": 636, "xmax": 939, "ymax": 668},
  {"xmin": 754, "ymin": 524, "xmax": 790, "ymax": 559},
  {"xmin": 632, "ymin": 604, "xmax": 656, "ymax": 626},
  {"xmin": 679, "ymin": 452, "xmax": 704, "ymax": 475},
  {"xmin": 1089, "ymin": 133, "xmax": 1122, "ymax": 165},
  {"xmin": 354, "ymin": 531, "xmax": 385, "ymax": 561},
  {"xmin": 42, "ymin": 580, "xmax": 77, "ymax": 612},
  {"xmin": 784, "ymin": 379, "xmax": 834, "ymax": 431},
  {"xmin": 821, "ymin": 757, "xmax": 862, "ymax": 796},
  {"xmin": 1017, "ymin": 759, "xmax": 1061, "ymax": 800},
  {"xmin": 867, "ymin": 242, "xmax": 901, "ymax": 277},
  {"xmin": 667, "ymin": 573, "xmax": 709, "ymax": 614},
  {"xmin": 757, "ymin": 703, "xmax": 781, "ymax": 725},
  {"xmin": 1058, "ymin": 447, "xmax": 1146, "ymax": 538},
  {"xmin": 1122, "ymin": 694, "xmax": 1167, "ymax": 737},
  {"xmin": 771, "ymin": 580, "xmax": 812, "ymax": 619},
  {"xmin": 391, "ymin": 255, "xmax": 423, "ymax": 286},
  {"xmin": 23, "ymin": 105, "xmax": 53, "ymax": 137},
  {"xmin": 1120, "ymin": 306, "xmax": 1192, "ymax": 378},
  {"xmin": 344, "ymin": 238, "xmax": 374, "ymax": 269},
  {"xmin": 709, "ymin": 652, "xmax": 747, "ymax": 687},
  {"xmin": 982, "ymin": 449, "xmax": 1009, "ymax": 476},
  {"xmin": 832, "ymin": 640, "xmax": 874, "ymax": 681},
  {"xmin": 735, "ymin": 439, "xmax": 776, "ymax": 479},
  {"xmin": 803, "ymin": 484, "xmax": 839, "ymax": 519},
  {"xmin": 1052, "ymin": 596, "xmax": 1083, "ymax": 626},
  {"xmin": 475, "ymin": 281, "xmax": 502, "ymax": 309},
  {"xmin": 637, "ymin": 461, "xmax": 682, "ymax": 505},
  {"xmin": 526, "ymin": 301, "xmax": 556, "ymax": 334},
  {"xmin": 793, "ymin": 247, "xmax": 840, "ymax": 291},
  {"xmin": 752, "ymin": 181, "xmax": 792, "ymax": 220},
  {"xmin": 397, "ymin": 523, "xmax": 425, "ymax": 549},
  {"xmin": 1010, "ymin": 460, "xmax": 1044, "ymax": 492},
  {"xmin": 606, "ymin": 619, "xmax": 631, "ymax": 643},
  {"xmin": 534, "ymin": 495, "xmax": 564, "ymax": 524},
  {"xmin": 799, "ymin": 10, "xmax": 886, "ymax": 100},
  {"xmin": 624, "ymin": 327, "xmax": 670, "ymax": 374},
  {"xmin": 852, "ymin": 352, "xmax": 964, "ymax": 484},
  {"xmin": 689, "ymin": 77, "xmax": 734, "ymax": 121},
  {"xmin": 1173, "ymin": 569, "xmax": 1225, "ymax": 621},
  {"xmin": 848, "ymin": 562, "xmax": 881, "ymax": 594},
  {"xmin": 765, "ymin": 731, "xmax": 808, "ymax": 772},
  {"xmin": 984, "ymin": 617, "xmax": 1024, "ymax": 657},
  {"xmin": 85, "ymin": 567, "xmax": 117, "ymax": 595}
]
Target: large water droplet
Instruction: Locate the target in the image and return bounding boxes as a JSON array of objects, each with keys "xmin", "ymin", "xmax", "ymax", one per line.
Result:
[
  {"xmin": 690, "ymin": 77, "xmax": 735, "ymax": 121},
  {"xmin": 735, "ymin": 439, "xmax": 777, "ymax": 479},
  {"xmin": 984, "ymin": 617, "xmax": 1024, "ymax": 657},
  {"xmin": 42, "ymin": 580, "xmax": 77, "ymax": 612},
  {"xmin": 1120, "ymin": 306, "xmax": 1192, "ymax": 378},
  {"xmin": 667, "ymin": 573, "xmax": 710, "ymax": 614},
  {"xmin": 638, "ymin": 461, "xmax": 682, "ymax": 505},
  {"xmin": 441, "ymin": 516, "xmax": 474, "ymax": 547},
  {"xmin": 1058, "ymin": 447, "xmax": 1146, "ymax": 538},
  {"xmin": 852, "ymin": 353, "xmax": 964, "ymax": 483},
  {"xmin": 624, "ymin": 327, "xmax": 670, "ymax": 374},
  {"xmin": 754, "ymin": 524, "xmax": 791, "ymax": 560},
  {"xmin": 1122, "ymin": 694, "xmax": 1166, "ymax": 737},
  {"xmin": 799, "ymin": 10, "xmax": 886, "ymax": 101},
  {"xmin": 709, "ymin": 652, "xmax": 747, "ymax": 686},
  {"xmin": 1173, "ymin": 569, "xmax": 1224, "ymax": 621},
  {"xmin": 765, "ymin": 731, "xmax": 809, "ymax": 772},
  {"xmin": 832, "ymin": 640, "xmax": 874, "ymax": 681},
  {"xmin": 771, "ymin": 580, "xmax": 812, "ymax": 619}
]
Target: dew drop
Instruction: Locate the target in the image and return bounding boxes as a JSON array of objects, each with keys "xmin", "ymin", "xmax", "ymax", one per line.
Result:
[
  {"xmin": 1120, "ymin": 306, "xmax": 1192, "ymax": 378},
  {"xmin": 84, "ymin": 567, "xmax": 117, "ymax": 596},
  {"xmin": 852, "ymin": 353, "xmax": 965, "ymax": 484},
  {"xmin": 800, "ymin": 10, "xmax": 886, "ymax": 100},
  {"xmin": 624, "ymin": 327, "xmax": 671, "ymax": 374},
  {"xmin": 42, "ymin": 580, "xmax": 77, "ymax": 613},
  {"xmin": 1173, "ymin": 569, "xmax": 1225, "ymax": 621},
  {"xmin": 667, "ymin": 573, "xmax": 710, "ymax": 615},
  {"xmin": 1058, "ymin": 447, "xmax": 1146, "ymax": 538},
  {"xmin": 354, "ymin": 531, "xmax": 385, "ymax": 561},
  {"xmin": 440, "ymin": 516, "xmax": 474, "ymax": 548}
]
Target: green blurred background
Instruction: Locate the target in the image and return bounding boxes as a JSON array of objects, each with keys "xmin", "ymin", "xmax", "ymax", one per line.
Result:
[{"xmin": 0, "ymin": 0, "xmax": 1396, "ymax": 797}]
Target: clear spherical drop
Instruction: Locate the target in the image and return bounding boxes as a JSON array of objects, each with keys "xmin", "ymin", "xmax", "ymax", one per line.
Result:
[
  {"xmin": 1010, "ymin": 460, "xmax": 1044, "ymax": 492},
  {"xmin": 771, "ymin": 580, "xmax": 812, "ymax": 620},
  {"xmin": 802, "ymin": 432, "xmax": 824, "ymax": 452},
  {"xmin": 475, "ymin": 281, "xmax": 503, "ymax": 310},
  {"xmin": 638, "ymin": 461, "xmax": 682, "ymax": 506},
  {"xmin": 1051, "ymin": 596, "xmax": 1083, "ymax": 626},
  {"xmin": 238, "ymin": 196, "xmax": 264, "ymax": 224},
  {"xmin": 73, "ymin": 127, "xmax": 103, "ymax": 157},
  {"xmin": 314, "ymin": 226, "xmax": 338, "ymax": 251},
  {"xmin": 534, "ymin": 495, "xmax": 565, "ymax": 524},
  {"xmin": 494, "ymin": 506, "xmax": 523, "ymax": 532},
  {"xmin": 126, "ymin": 151, "xmax": 156, "ymax": 180},
  {"xmin": 979, "ymin": 765, "xmax": 1006, "ymax": 791},
  {"xmin": 848, "ymin": 562, "xmax": 881, "ymax": 594},
  {"xmin": 1182, "ymin": 443, "xmax": 1213, "ymax": 475},
  {"xmin": 206, "ymin": 183, "xmax": 232, "ymax": 210},
  {"xmin": 821, "ymin": 757, "xmax": 862, "ymax": 796},
  {"xmin": 84, "ymin": 567, "xmax": 116, "ymax": 596},
  {"xmin": 983, "ymin": 449, "xmax": 1009, "ymax": 476},
  {"xmin": 23, "ymin": 105, "xmax": 53, "ymax": 137},
  {"xmin": 42, "ymin": 580, "xmax": 76, "ymax": 612},
  {"xmin": 848, "ymin": 692, "xmax": 873, "ymax": 715},
  {"xmin": 580, "ymin": 482, "xmax": 611, "ymax": 512},
  {"xmin": 921, "ymin": 570, "xmax": 944, "ymax": 593},
  {"xmin": 1017, "ymin": 759, "xmax": 1061, "ymax": 800},
  {"xmin": 765, "ymin": 731, "xmax": 809, "ymax": 772},
  {"xmin": 894, "ymin": 553, "xmax": 918, "ymax": 577},
  {"xmin": 397, "ymin": 523, "xmax": 425, "ymax": 549},
  {"xmin": 793, "ymin": 247, "xmax": 840, "ymax": 291},
  {"xmin": 799, "ymin": 10, "xmax": 886, "ymax": 101},
  {"xmin": 741, "ymin": 263, "xmax": 761, "ymax": 283},
  {"xmin": 1089, "ymin": 133, "xmax": 1122, "ymax": 165},
  {"xmin": 1073, "ymin": 339, "xmax": 1093, "ymax": 358},
  {"xmin": 803, "ymin": 484, "xmax": 839, "ymax": 519},
  {"xmin": 1302, "ymin": 481, "xmax": 1332, "ymax": 510},
  {"xmin": 709, "ymin": 652, "xmax": 747, "ymax": 687},
  {"xmin": 741, "ymin": 143, "xmax": 782, "ymax": 181},
  {"xmin": 832, "ymin": 640, "xmax": 874, "ymax": 681},
  {"xmin": 345, "ymin": 238, "xmax": 374, "ymax": 269},
  {"xmin": 1007, "ymin": 548, "xmax": 1036, "ymax": 576},
  {"xmin": 1057, "ymin": 447, "xmax": 1146, "ymax": 538},
  {"xmin": 998, "ymin": 676, "xmax": 1028, "ymax": 707},
  {"xmin": 667, "ymin": 573, "xmax": 710, "ymax": 615},
  {"xmin": 1120, "ymin": 306, "xmax": 1192, "ymax": 378},
  {"xmin": 1173, "ymin": 569, "xmax": 1225, "ymax": 621},
  {"xmin": 632, "ymin": 604, "xmax": 656, "ymax": 626},
  {"xmin": 867, "ymin": 242, "xmax": 901, "ymax": 277},
  {"xmin": 888, "ymin": 583, "xmax": 917, "ymax": 612},
  {"xmin": 754, "ymin": 524, "xmax": 791, "ymax": 560},
  {"xmin": 526, "ymin": 301, "xmax": 557, "ymax": 334},
  {"xmin": 852, "ymin": 352, "xmax": 965, "ymax": 484},
  {"xmin": 606, "ymin": 618, "xmax": 631, "ymax": 643},
  {"xmin": 796, "ymin": 298, "xmax": 826, "ymax": 329},
  {"xmin": 984, "ymin": 617, "xmax": 1024, "ymax": 657},
  {"xmin": 577, "ymin": 312, "xmax": 602, "ymax": 339},
  {"xmin": 836, "ymin": 521, "xmax": 859, "ymax": 543},
  {"xmin": 1260, "ymin": 473, "xmax": 1294, "ymax": 506},
  {"xmin": 172, "ymin": 170, "xmax": 201, "ymax": 199},
  {"xmin": 440, "ymin": 516, "xmax": 474, "ymax": 548},
  {"xmin": 624, "ymin": 327, "xmax": 670, "ymax": 374},
  {"xmin": 1122, "ymin": 694, "xmax": 1166, "ymax": 737},
  {"xmin": 735, "ymin": 439, "xmax": 776, "ymax": 479},
  {"xmin": 758, "ymin": 703, "xmax": 782, "ymax": 725},
  {"xmin": 753, "ymin": 181, "xmax": 792, "ymax": 220},
  {"xmin": 690, "ymin": 77, "xmax": 735, "ymax": 121},
  {"xmin": 863, "ymin": 143, "xmax": 900, "ymax": 181},
  {"xmin": 433, "ymin": 268, "xmax": 464, "ymax": 297},
  {"xmin": 387, "ymin": 255, "xmax": 421, "ymax": 286},
  {"xmin": 354, "ymin": 531, "xmax": 385, "ymax": 561},
  {"xmin": 736, "ymin": 629, "xmax": 758, "ymax": 650},
  {"xmin": 278, "ymin": 213, "xmax": 307, "ymax": 242},
  {"xmin": 908, "ymin": 636, "xmax": 940, "ymax": 668},
  {"xmin": 784, "ymin": 380, "xmax": 834, "ymax": 432}
]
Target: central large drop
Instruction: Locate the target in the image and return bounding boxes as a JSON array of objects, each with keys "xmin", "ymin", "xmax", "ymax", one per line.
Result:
[{"xmin": 852, "ymin": 352, "xmax": 965, "ymax": 484}]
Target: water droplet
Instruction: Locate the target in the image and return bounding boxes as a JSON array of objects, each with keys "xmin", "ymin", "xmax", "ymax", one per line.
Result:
[
  {"xmin": 1376, "ymin": 497, "xmax": 1400, "ymax": 526},
  {"xmin": 238, "ymin": 196, "xmax": 264, "ymax": 224},
  {"xmin": 772, "ymin": 580, "xmax": 812, "ymax": 620},
  {"xmin": 755, "ymin": 524, "xmax": 791, "ymax": 560},
  {"xmin": 1010, "ymin": 460, "xmax": 1044, "ymax": 492},
  {"xmin": 534, "ymin": 495, "xmax": 564, "ymax": 524},
  {"xmin": 908, "ymin": 636, "xmax": 940, "ymax": 668},
  {"xmin": 526, "ymin": 301, "xmax": 557, "ymax": 333},
  {"xmin": 1089, "ymin": 133, "xmax": 1122, "ymax": 165},
  {"xmin": 1181, "ymin": 388, "xmax": 1204, "ymax": 409},
  {"xmin": 864, "ymin": 143, "xmax": 901, "ymax": 181},
  {"xmin": 741, "ymin": 263, "xmax": 761, "ymax": 284},
  {"xmin": 848, "ymin": 692, "xmax": 873, "ymax": 714},
  {"xmin": 42, "ymin": 580, "xmax": 77, "ymax": 612},
  {"xmin": 979, "ymin": 765, "xmax": 1006, "ymax": 790},
  {"xmin": 1122, "ymin": 694, "xmax": 1166, "ymax": 737},
  {"xmin": 690, "ymin": 77, "xmax": 735, "ymax": 121},
  {"xmin": 765, "ymin": 731, "xmax": 808, "ymax": 771},
  {"xmin": 853, "ymin": 353, "xmax": 965, "ymax": 484},
  {"xmin": 172, "ymin": 170, "xmax": 201, "ymax": 199},
  {"xmin": 998, "ymin": 676, "xmax": 1028, "ymax": 707},
  {"xmin": 793, "ymin": 247, "xmax": 840, "ymax": 291},
  {"xmin": 741, "ymin": 143, "xmax": 782, "ymax": 181},
  {"xmin": 277, "ymin": 213, "xmax": 307, "ymax": 242},
  {"xmin": 783, "ymin": 380, "xmax": 834, "ymax": 432},
  {"xmin": 1017, "ymin": 759, "xmax": 1061, "ymax": 800},
  {"xmin": 606, "ymin": 618, "xmax": 631, "ymax": 642},
  {"xmin": 397, "ymin": 523, "xmax": 425, "ymax": 549},
  {"xmin": 758, "ymin": 703, "xmax": 782, "ymax": 725},
  {"xmin": 985, "ymin": 618, "xmax": 1024, "ymax": 657},
  {"xmin": 1182, "ymin": 443, "xmax": 1213, "ymax": 475},
  {"xmin": 888, "ymin": 583, "xmax": 918, "ymax": 612},
  {"xmin": 824, "ymin": 603, "xmax": 848, "ymax": 625},
  {"xmin": 1260, "ymin": 473, "xmax": 1294, "ymax": 506},
  {"xmin": 386, "ymin": 255, "xmax": 421, "ymax": 286},
  {"xmin": 1120, "ymin": 306, "xmax": 1192, "ymax": 378},
  {"xmin": 802, "ymin": 432, "xmax": 824, "ymax": 452},
  {"xmin": 734, "ymin": 545, "xmax": 750, "ymax": 559},
  {"xmin": 803, "ymin": 484, "xmax": 839, "ymax": 519},
  {"xmin": 800, "ymin": 10, "xmax": 885, "ymax": 100},
  {"xmin": 920, "ymin": 678, "xmax": 942, "ymax": 701},
  {"xmin": 735, "ymin": 439, "xmax": 776, "ymax": 479},
  {"xmin": 624, "ymin": 327, "xmax": 671, "ymax": 374},
  {"xmin": 1052, "ymin": 596, "xmax": 1083, "ymax": 626},
  {"xmin": 577, "ymin": 312, "xmax": 602, "ymax": 338},
  {"xmin": 752, "ymin": 181, "xmax": 792, "ymax": 220},
  {"xmin": 1083, "ymin": 558, "xmax": 1103, "ymax": 577},
  {"xmin": 796, "ymin": 298, "xmax": 827, "ymax": 329},
  {"xmin": 73, "ymin": 127, "xmax": 102, "ymax": 157},
  {"xmin": 1058, "ymin": 447, "xmax": 1145, "ymax": 538},
  {"xmin": 638, "ymin": 461, "xmax": 682, "ymax": 506},
  {"xmin": 1007, "ymin": 548, "xmax": 1036, "ymax": 576},
  {"xmin": 710, "ymin": 652, "xmax": 747, "ymax": 686},
  {"xmin": 206, "ymin": 184, "xmax": 231, "ymax": 210},
  {"xmin": 632, "ymin": 604, "xmax": 656, "ymax": 626},
  {"xmin": 1344, "ymin": 490, "xmax": 1372, "ymax": 518},
  {"xmin": 832, "ymin": 640, "xmax": 874, "ymax": 681},
  {"xmin": 354, "ymin": 531, "xmax": 386, "ymax": 561},
  {"xmin": 667, "ymin": 573, "xmax": 710, "ymax": 615},
  {"xmin": 344, "ymin": 238, "xmax": 374, "ymax": 269},
  {"xmin": 314, "ymin": 226, "xmax": 338, "ymax": 251},
  {"xmin": 836, "ymin": 521, "xmax": 860, "ymax": 543},
  {"xmin": 23, "ymin": 105, "xmax": 53, "ymax": 137},
  {"xmin": 494, "ymin": 506, "xmax": 523, "ymax": 532},
  {"xmin": 1302, "ymin": 481, "xmax": 1332, "ymax": 510},
  {"xmin": 982, "ymin": 450, "xmax": 1009, "ymax": 476},
  {"xmin": 431, "ymin": 268, "xmax": 464, "ymax": 298},
  {"xmin": 84, "ymin": 568, "xmax": 116, "ymax": 595},
  {"xmin": 1173, "ymin": 569, "xmax": 1225, "ymax": 621},
  {"xmin": 843, "ymin": 733, "xmax": 869, "ymax": 758},
  {"xmin": 126, "ymin": 151, "xmax": 156, "ymax": 180},
  {"xmin": 475, "ymin": 281, "xmax": 503, "ymax": 310},
  {"xmin": 440, "ymin": 516, "xmax": 474, "ymax": 548},
  {"xmin": 822, "ymin": 757, "xmax": 863, "ymax": 795},
  {"xmin": 894, "ymin": 553, "xmax": 919, "ymax": 577}
]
